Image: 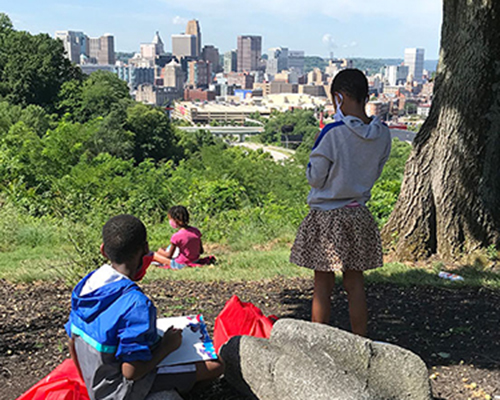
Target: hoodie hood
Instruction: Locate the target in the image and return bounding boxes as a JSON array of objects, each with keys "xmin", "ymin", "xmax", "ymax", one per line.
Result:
[
  {"xmin": 70, "ymin": 270, "xmax": 138, "ymax": 324},
  {"xmin": 342, "ymin": 115, "xmax": 386, "ymax": 140}
]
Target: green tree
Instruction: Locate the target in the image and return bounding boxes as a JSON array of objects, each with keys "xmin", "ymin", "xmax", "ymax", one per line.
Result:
[
  {"xmin": 0, "ymin": 15, "xmax": 80, "ymax": 111},
  {"xmin": 383, "ymin": 0, "xmax": 500, "ymax": 260},
  {"xmin": 80, "ymin": 71, "xmax": 131, "ymax": 120},
  {"xmin": 125, "ymin": 103, "xmax": 180, "ymax": 163}
]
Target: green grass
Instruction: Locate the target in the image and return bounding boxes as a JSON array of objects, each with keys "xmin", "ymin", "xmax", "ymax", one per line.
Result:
[
  {"xmin": 0, "ymin": 244, "xmax": 72, "ymax": 282},
  {"xmin": 1, "ymin": 242, "xmax": 499, "ymax": 290},
  {"xmin": 143, "ymin": 248, "xmax": 311, "ymax": 283}
]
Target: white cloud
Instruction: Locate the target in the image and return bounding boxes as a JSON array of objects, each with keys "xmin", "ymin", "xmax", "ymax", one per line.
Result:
[
  {"xmin": 172, "ymin": 16, "xmax": 189, "ymax": 26},
  {"xmin": 322, "ymin": 34, "xmax": 337, "ymax": 49}
]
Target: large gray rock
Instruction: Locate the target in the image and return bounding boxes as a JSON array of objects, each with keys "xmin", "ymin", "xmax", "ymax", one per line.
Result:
[{"xmin": 220, "ymin": 319, "xmax": 432, "ymax": 400}]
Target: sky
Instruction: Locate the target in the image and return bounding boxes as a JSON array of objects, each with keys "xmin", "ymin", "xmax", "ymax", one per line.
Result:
[{"xmin": 1, "ymin": 0, "xmax": 443, "ymax": 59}]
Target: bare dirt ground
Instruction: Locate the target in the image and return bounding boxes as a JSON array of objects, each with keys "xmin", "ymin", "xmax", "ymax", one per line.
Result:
[{"xmin": 1, "ymin": 277, "xmax": 499, "ymax": 400}]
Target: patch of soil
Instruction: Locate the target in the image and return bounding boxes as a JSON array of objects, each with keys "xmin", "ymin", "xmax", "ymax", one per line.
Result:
[{"xmin": 1, "ymin": 278, "xmax": 499, "ymax": 400}]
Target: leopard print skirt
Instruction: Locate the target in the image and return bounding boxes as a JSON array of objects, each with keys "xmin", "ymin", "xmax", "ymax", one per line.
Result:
[{"xmin": 290, "ymin": 206, "xmax": 383, "ymax": 272}]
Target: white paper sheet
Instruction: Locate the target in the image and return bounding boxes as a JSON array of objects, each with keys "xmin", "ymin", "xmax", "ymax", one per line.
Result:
[{"xmin": 156, "ymin": 315, "xmax": 217, "ymax": 367}]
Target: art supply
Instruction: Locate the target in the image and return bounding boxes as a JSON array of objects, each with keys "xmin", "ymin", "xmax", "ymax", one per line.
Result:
[
  {"xmin": 438, "ymin": 271, "xmax": 464, "ymax": 281},
  {"xmin": 157, "ymin": 314, "xmax": 217, "ymax": 367}
]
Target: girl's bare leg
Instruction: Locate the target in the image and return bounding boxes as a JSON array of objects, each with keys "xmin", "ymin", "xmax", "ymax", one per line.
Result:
[
  {"xmin": 312, "ymin": 271, "xmax": 336, "ymax": 324},
  {"xmin": 342, "ymin": 270, "xmax": 367, "ymax": 337}
]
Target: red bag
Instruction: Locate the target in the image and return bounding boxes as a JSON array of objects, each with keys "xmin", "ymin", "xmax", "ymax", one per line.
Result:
[
  {"xmin": 213, "ymin": 295, "xmax": 278, "ymax": 353},
  {"xmin": 17, "ymin": 359, "xmax": 89, "ymax": 400}
]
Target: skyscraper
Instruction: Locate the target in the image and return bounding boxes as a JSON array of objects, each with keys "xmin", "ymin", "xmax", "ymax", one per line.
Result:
[
  {"xmin": 385, "ymin": 65, "xmax": 409, "ymax": 86},
  {"xmin": 188, "ymin": 60, "xmax": 211, "ymax": 88},
  {"xmin": 224, "ymin": 50, "xmax": 237, "ymax": 73},
  {"xmin": 202, "ymin": 45, "xmax": 220, "ymax": 73},
  {"xmin": 172, "ymin": 34, "xmax": 197, "ymax": 60},
  {"xmin": 237, "ymin": 35, "xmax": 262, "ymax": 72},
  {"xmin": 288, "ymin": 50, "xmax": 305, "ymax": 75},
  {"xmin": 266, "ymin": 47, "xmax": 289, "ymax": 75},
  {"xmin": 152, "ymin": 31, "xmax": 165, "ymax": 56},
  {"xmin": 89, "ymin": 34, "xmax": 115, "ymax": 65},
  {"xmin": 140, "ymin": 32, "xmax": 165, "ymax": 60},
  {"xmin": 185, "ymin": 20, "xmax": 202, "ymax": 57},
  {"xmin": 55, "ymin": 31, "xmax": 88, "ymax": 64},
  {"xmin": 404, "ymin": 48, "xmax": 425, "ymax": 83},
  {"xmin": 163, "ymin": 60, "xmax": 184, "ymax": 90}
]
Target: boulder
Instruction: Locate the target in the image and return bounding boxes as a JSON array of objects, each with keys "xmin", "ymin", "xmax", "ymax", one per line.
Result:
[{"xmin": 220, "ymin": 319, "xmax": 432, "ymax": 400}]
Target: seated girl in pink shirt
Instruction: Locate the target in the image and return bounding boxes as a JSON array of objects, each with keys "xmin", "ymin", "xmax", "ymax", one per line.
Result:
[{"xmin": 154, "ymin": 206, "xmax": 203, "ymax": 269}]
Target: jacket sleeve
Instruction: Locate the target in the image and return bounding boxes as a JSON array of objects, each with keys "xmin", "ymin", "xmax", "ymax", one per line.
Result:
[
  {"xmin": 376, "ymin": 134, "xmax": 392, "ymax": 178},
  {"xmin": 306, "ymin": 133, "xmax": 334, "ymax": 189},
  {"xmin": 116, "ymin": 298, "xmax": 158, "ymax": 362}
]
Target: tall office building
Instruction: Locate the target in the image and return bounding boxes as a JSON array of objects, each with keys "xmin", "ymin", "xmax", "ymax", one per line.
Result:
[
  {"xmin": 163, "ymin": 60, "xmax": 184, "ymax": 90},
  {"xmin": 185, "ymin": 20, "xmax": 202, "ymax": 57},
  {"xmin": 188, "ymin": 60, "xmax": 211, "ymax": 88},
  {"xmin": 224, "ymin": 50, "xmax": 237, "ymax": 73},
  {"xmin": 140, "ymin": 32, "xmax": 165, "ymax": 60},
  {"xmin": 55, "ymin": 31, "xmax": 88, "ymax": 64},
  {"xmin": 404, "ymin": 48, "xmax": 425, "ymax": 83},
  {"xmin": 385, "ymin": 65, "xmax": 409, "ymax": 86},
  {"xmin": 152, "ymin": 31, "xmax": 164, "ymax": 56},
  {"xmin": 89, "ymin": 34, "xmax": 115, "ymax": 65},
  {"xmin": 266, "ymin": 47, "xmax": 289, "ymax": 75},
  {"xmin": 202, "ymin": 45, "xmax": 220, "ymax": 73},
  {"xmin": 288, "ymin": 50, "xmax": 305, "ymax": 75},
  {"xmin": 237, "ymin": 35, "xmax": 262, "ymax": 72},
  {"xmin": 172, "ymin": 34, "xmax": 197, "ymax": 60}
]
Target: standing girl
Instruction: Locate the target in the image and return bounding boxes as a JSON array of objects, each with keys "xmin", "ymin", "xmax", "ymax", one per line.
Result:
[
  {"xmin": 290, "ymin": 69, "xmax": 391, "ymax": 337},
  {"xmin": 154, "ymin": 206, "xmax": 204, "ymax": 269}
]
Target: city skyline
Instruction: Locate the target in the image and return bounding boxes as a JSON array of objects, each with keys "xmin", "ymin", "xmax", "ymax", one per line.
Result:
[{"xmin": 2, "ymin": 0, "xmax": 442, "ymax": 59}]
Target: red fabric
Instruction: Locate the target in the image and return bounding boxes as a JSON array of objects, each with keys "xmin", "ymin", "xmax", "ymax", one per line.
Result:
[
  {"xmin": 213, "ymin": 295, "xmax": 278, "ymax": 353},
  {"xmin": 187, "ymin": 255, "xmax": 216, "ymax": 267},
  {"xmin": 319, "ymin": 111, "xmax": 325, "ymax": 129},
  {"xmin": 17, "ymin": 359, "xmax": 89, "ymax": 400},
  {"xmin": 156, "ymin": 255, "xmax": 216, "ymax": 269}
]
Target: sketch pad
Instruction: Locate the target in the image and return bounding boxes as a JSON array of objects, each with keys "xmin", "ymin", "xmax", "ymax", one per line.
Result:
[{"xmin": 157, "ymin": 315, "xmax": 217, "ymax": 367}]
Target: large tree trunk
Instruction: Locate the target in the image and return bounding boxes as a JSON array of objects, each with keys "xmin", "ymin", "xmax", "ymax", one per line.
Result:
[{"xmin": 382, "ymin": 0, "xmax": 500, "ymax": 260}]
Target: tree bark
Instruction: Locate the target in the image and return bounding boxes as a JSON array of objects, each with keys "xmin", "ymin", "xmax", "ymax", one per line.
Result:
[{"xmin": 382, "ymin": 0, "xmax": 500, "ymax": 260}]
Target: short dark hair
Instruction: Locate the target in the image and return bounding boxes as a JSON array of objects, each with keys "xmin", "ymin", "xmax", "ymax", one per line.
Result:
[
  {"xmin": 102, "ymin": 215, "xmax": 147, "ymax": 263},
  {"xmin": 331, "ymin": 69, "xmax": 369, "ymax": 104},
  {"xmin": 168, "ymin": 205, "xmax": 189, "ymax": 227}
]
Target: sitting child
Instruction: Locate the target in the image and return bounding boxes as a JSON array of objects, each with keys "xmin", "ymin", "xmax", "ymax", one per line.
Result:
[
  {"xmin": 154, "ymin": 206, "xmax": 204, "ymax": 269},
  {"xmin": 66, "ymin": 214, "xmax": 223, "ymax": 399}
]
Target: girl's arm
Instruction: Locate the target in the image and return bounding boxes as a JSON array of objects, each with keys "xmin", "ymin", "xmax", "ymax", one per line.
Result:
[
  {"xmin": 307, "ymin": 130, "xmax": 334, "ymax": 189},
  {"xmin": 164, "ymin": 243, "xmax": 177, "ymax": 259}
]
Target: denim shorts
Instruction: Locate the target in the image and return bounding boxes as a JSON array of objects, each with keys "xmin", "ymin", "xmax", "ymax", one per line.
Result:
[{"xmin": 170, "ymin": 259, "xmax": 187, "ymax": 270}]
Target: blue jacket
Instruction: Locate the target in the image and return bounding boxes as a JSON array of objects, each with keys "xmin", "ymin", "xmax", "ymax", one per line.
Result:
[{"xmin": 66, "ymin": 270, "xmax": 158, "ymax": 362}]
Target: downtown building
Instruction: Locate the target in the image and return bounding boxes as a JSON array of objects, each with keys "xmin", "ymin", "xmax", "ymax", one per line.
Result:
[
  {"xmin": 56, "ymin": 31, "xmax": 115, "ymax": 65},
  {"xmin": 185, "ymin": 20, "xmax": 202, "ymax": 57},
  {"xmin": 404, "ymin": 48, "xmax": 425, "ymax": 83},
  {"xmin": 202, "ymin": 45, "xmax": 221, "ymax": 73},
  {"xmin": 224, "ymin": 50, "xmax": 238, "ymax": 73},
  {"xmin": 55, "ymin": 31, "xmax": 88, "ymax": 64},
  {"xmin": 266, "ymin": 47, "xmax": 289, "ymax": 76},
  {"xmin": 172, "ymin": 34, "xmax": 197, "ymax": 60},
  {"xmin": 288, "ymin": 50, "xmax": 305, "ymax": 75},
  {"xmin": 237, "ymin": 35, "xmax": 262, "ymax": 72}
]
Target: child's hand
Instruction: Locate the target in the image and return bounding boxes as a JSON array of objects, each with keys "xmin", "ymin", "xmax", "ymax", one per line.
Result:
[{"xmin": 162, "ymin": 326, "xmax": 182, "ymax": 353}]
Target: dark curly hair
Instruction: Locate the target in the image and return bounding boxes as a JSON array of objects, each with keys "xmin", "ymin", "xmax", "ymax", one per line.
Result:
[
  {"xmin": 168, "ymin": 205, "xmax": 190, "ymax": 227},
  {"xmin": 331, "ymin": 69, "xmax": 369, "ymax": 104},
  {"xmin": 102, "ymin": 215, "xmax": 147, "ymax": 263}
]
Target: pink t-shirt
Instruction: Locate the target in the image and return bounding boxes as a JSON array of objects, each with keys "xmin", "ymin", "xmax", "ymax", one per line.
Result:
[{"xmin": 170, "ymin": 227, "xmax": 202, "ymax": 264}]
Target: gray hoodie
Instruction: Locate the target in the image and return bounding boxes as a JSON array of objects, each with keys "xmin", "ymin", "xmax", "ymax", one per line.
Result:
[{"xmin": 306, "ymin": 115, "xmax": 391, "ymax": 211}]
